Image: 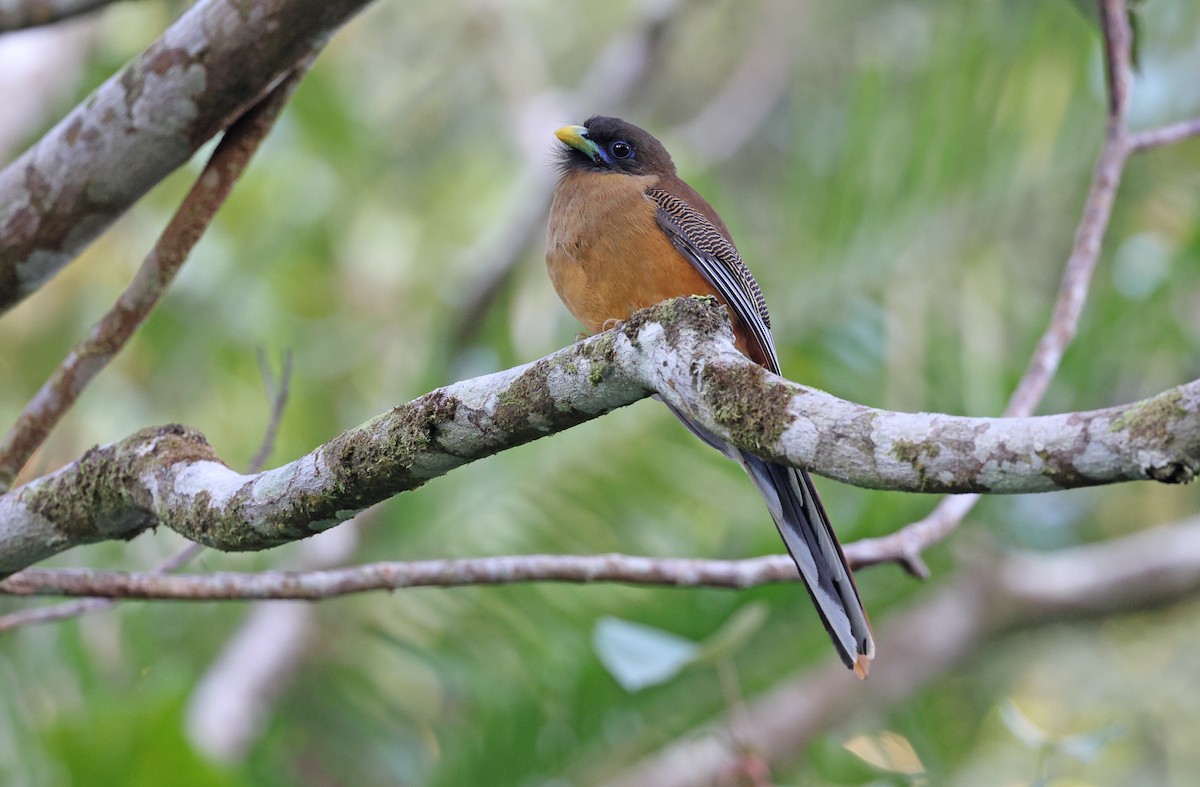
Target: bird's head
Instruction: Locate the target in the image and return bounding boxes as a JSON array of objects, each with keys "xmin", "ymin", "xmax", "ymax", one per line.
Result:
[{"xmin": 554, "ymin": 116, "xmax": 675, "ymax": 177}]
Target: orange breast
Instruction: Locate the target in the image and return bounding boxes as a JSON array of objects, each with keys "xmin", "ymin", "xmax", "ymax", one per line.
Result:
[{"xmin": 546, "ymin": 170, "xmax": 740, "ymax": 346}]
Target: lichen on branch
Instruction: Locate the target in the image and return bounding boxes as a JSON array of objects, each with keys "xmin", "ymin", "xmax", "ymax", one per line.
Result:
[
  {"xmin": 0, "ymin": 298, "xmax": 1196, "ymax": 577},
  {"xmin": 0, "ymin": 0, "xmax": 375, "ymax": 313}
]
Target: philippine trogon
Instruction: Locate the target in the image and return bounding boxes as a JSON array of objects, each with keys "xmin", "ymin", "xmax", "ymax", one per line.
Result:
[{"xmin": 546, "ymin": 116, "xmax": 874, "ymax": 676}]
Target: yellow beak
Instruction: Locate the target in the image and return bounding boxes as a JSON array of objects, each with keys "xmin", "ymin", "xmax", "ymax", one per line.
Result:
[{"xmin": 555, "ymin": 125, "xmax": 601, "ymax": 161}]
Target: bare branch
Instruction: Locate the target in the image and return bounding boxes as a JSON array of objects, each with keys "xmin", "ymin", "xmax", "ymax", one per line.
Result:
[
  {"xmin": 0, "ymin": 553, "xmax": 799, "ymax": 600},
  {"xmin": 7, "ymin": 510, "xmax": 1200, "ymax": 604},
  {"xmin": 247, "ymin": 350, "xmax": 294, "ymax": 475},
  {"xmin": 0, "ymin": 0, "xmax": 374, "ymax": 313},
  {"xmin": 1005, "ymin": 0, "xmax": 1133, "ymax": 419},
  {"xmin": 863, "ymin": 0, "xmax": 1145, "ymax": 566},
  {"xmin": 0, "ymin": 298, "xmax": 1196, "ymax": 577},
  {"xmin": 1129, "ymin": 117, "xmax": 1200, "ymax": 152},
  {"xmin": 1099, "ymin": 0, "xmax": 1134, "ymax": 121},
  {"xmin": 0, "ymin": 0, "xmax": 120, "ymax": 32},
  {"xmin": 0, "ymin": 596, "xmax": 111, "ymax": 631},
  {"xmin": 840, "ymin": 494, "xmax": 975, "ymax": 572},
  {"xmin": 0, "ymin": 541, "xmax": 202, "ymax": 631},
  {"xmin": 598, "ymin": 517, "xmax": 1200, "ymax": 787},
  {"xmin": 0, "ymin": 61, "xmax": 312, "ymax": 491}
]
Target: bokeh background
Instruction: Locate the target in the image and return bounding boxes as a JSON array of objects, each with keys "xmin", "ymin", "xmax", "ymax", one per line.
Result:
[{"xmin": 2, "ymin": 0, "xmax": 1200, "ymax": 784}]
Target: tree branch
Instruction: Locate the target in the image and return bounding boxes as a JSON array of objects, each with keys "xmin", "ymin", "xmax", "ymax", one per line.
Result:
[
  {"xmin": 0, "ymin": 349, "xmax": 294, "ymax": 629},
  {"xmin": 1, "ymin": 297, "xmax": 1196, "ymax": 577},
  {"xmin": 7, "ymin": 506, "xmax": 1200, "ymax": 602},
  {"xmin": 853, "ymin": 0, "xmax": 1150, "ymax": 569},
  {"xmin": 0, "ymin": 0, "xmax": 374, "ymax": 313},
  {"xmin": 0, "ymin": 58, "xmax": 312, "ymax": 491},
  {"xmin": 0, "ymin": 538, "xmax": 199, "ymax": 631},
  {"xmin": 1129, "ymin": 117, "xmax": 1200, "ymax": 152},
  {"xmin": 0, "ymin": 552, "xmax": 799, "ymax": 600}
]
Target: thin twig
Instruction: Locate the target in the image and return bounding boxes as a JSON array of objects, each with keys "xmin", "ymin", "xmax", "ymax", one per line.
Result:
[
  {"xmin": 0, "ymin": 554, "xmax": 805, "ymax": 600},
  {"xmin": 1129, "ymin": 117, "xmax": 1200, "ymax": 152},
  {"xmin": 845, "ymin": 495, "xmax": 974, "ymax": 573},
  {"xmin": 248, "ymin": 349, "xmax": 294, "ymax": 475},
  {"xmin": 1003, "ymin": 2, "xmax": 1132, "ymax": 419},
  {"xmin": 5, "ymin": 507, "xmax": 1200, "ymax": 606},
  {"xmin": 848, "ymin": 0, "xmax": 1139, "ymax": 569},
  {"xmin": 1099, "ymin": 0, "xmax": 1133, "ymax": 120},
  {"xmin": 0, "ymin": 59, "xmax": 312, "ymax": 492},
  {"xmin": 176, "ymin": 350, "xmax": 302, "ymax": 761},
  {"xmin": 0, "ymin": 540, "xmax": 207, "ymax": 633},
  {"xmin": 0, "ymin": 597, "xmax": 111, "ymax": 631}
]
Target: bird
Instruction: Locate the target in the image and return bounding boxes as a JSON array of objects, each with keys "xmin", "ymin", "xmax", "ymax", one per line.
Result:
[{"xmin": 546, "ymin": 116, "xmax": 874, "ymax": 676}]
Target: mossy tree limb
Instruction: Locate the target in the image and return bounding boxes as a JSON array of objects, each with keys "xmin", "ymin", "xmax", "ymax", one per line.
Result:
[
  {"xmin": 1, "ymin": 297, "xmax": 1196, "ymax": 576},
  {"xmin": 0, "ymin": 0, "xmax": 374, "ymax": 314}
]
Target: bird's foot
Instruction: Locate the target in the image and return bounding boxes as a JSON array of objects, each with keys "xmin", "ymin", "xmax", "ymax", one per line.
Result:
[{"xmin": 574, "ymin": 318, "xmax": 622, "ymax": 342}]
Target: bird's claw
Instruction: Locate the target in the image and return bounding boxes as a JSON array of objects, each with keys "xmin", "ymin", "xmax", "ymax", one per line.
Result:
[{"xmin": 574, "ymin": 318, "xmax": 621, "ymax": 342}]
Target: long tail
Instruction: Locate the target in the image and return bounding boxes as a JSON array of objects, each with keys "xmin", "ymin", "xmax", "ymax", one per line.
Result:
[
  {"xmin": 659, "ymin": 398, "xmax": 874, "ymax": 675},
  {"xmin": 739, "ymin": 452, "xmax": 874, "ymax": 676}
]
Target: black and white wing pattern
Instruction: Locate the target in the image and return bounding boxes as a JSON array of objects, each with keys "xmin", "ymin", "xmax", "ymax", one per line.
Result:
[
  {"xmin": 647, "ymin": 187, "xmax": 778, "ymax": 371},
  {"xmin": 645, "ymin": 186, "xmax": 874, "ymax": 673}
]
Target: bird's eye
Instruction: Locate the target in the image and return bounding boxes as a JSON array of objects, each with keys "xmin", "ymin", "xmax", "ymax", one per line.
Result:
[{"xmin": 610, "ymin": 141, "xmax": 633, "ymax": 159}]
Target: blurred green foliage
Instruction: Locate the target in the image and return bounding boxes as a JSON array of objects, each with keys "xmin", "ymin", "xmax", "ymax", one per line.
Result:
[{"xmin": 2, "ymin": 0, "xmax": 1200, "ymax": 785}]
